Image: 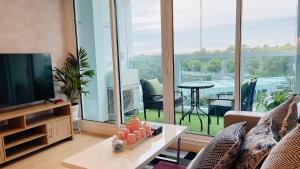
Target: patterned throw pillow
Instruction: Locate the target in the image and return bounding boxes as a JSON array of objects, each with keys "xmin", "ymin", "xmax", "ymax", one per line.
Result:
[
  {"xmin": 258, "ymin": 95, "xmax": 298, "ymax": 140},
  {"xmin": 191, "ymin": 122, "xmax": 246, "ymax": 169},
  {"xmin": 235, "ymin": 120, "xmax": 277, "ymax": 169},
  {"xmin": 279, "ymin": 100, "xmax": 298, "ymax": 139},
  {"xmin": 260, "ymin": 124, "xmax": 300, "ymax": 169}
]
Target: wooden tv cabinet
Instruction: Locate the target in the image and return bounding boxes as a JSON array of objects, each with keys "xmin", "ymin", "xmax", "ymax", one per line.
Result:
[{"xmin": 0, "ymin": 102, "xmax": 73, "ymax": 164}]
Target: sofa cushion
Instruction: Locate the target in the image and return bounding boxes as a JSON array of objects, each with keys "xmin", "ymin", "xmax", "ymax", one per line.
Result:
[
  {"xmin": 235, "ymin": 119, "xmax": 277, "ymax": 169},
  {"xmin": 141, "ymin": 78, "xmax": 163, "ymax": 101},
  {"xmin": 258, "ymin": 95, "xmax": 297, "ymax": 140},
  {"xmin": 191, "ymin": 122, "xmax": 246, "ymax": 169},
  {"xmin": 224, "ymin": 111, "xmax": 264, "ymax": 133},
  {"xmin": 260, "ymin": 124, "xmax": 300, "ymax": 169},
  {"xmin": 279, "ymin": 100, "xmax": 298, "ymax": 139}
]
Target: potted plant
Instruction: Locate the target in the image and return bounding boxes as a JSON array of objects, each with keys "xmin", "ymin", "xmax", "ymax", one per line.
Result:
[{"xmin": 53, "ymin": 47, "xmax": 95, "ymax": 121}]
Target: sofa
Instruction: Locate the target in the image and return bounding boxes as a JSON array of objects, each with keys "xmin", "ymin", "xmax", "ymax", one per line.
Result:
[
  {"xmin": 187, "ymin": 95, "xmax": 300, "ymax": 169},
  {"xmin": 186, "ymin": 111, "xmax": 262, "ymax": 169},
  {"xmin": 224, "ymin": 111, "xmax": 265, "ymax": 132}
]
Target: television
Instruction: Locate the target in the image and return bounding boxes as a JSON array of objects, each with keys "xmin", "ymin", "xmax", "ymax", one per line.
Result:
[{"xmin": 0, "ymin": 53, "xmax": 55, "ymax": 110}]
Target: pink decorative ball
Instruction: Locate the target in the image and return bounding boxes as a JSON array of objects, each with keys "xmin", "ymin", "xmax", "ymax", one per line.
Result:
[
  {"xmin": 116, "ymin": 131, "xmax": 125, "ymax": 140},
  {"xmin": 133, "ymin": 130, "xmax": 142, "ymax": 141},
  {"xmin": 126, "ymin": 133, "xmax": 137, "ymax": 144},
  {"xmin": 139, "ymin": 128, "xmax": 146, "ymax": 138}
]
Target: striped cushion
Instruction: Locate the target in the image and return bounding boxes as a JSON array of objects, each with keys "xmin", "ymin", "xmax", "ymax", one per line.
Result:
[
  {"xmin": 279, "ymin": 101, "xmax": 298, "ymax": 139},
  {"xmin": 235, "ymin": 120, "xmax": 277, "ymax": 169},
  {"xmin": 261, "ymin": 124, "xmax": 300, "ymax": 169},
  {"xmin": 258, "ymin": 95, "xmax": 297, "ymax": 140},
  {"xmin": 191, "ymin": 122, "xmax": 246, "ymax": 169}
]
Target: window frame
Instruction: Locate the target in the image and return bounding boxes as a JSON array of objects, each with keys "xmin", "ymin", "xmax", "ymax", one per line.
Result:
[{"xmin": 74, "ymin": 0, "xmax": 299, "ymax": 137}]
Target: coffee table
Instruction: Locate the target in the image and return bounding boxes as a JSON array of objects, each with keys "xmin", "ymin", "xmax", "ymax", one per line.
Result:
[{"xmin": 62, "ymin": 123, "xmax": 187, "ymax": 169}]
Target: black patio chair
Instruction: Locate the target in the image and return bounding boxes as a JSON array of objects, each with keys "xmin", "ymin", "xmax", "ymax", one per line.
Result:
[
  {"xmin": 208, "ymin": 78, "xmax": 257, "ymax": 126},
  {"xmin": 140, "ymin": 79, "xmax": 184, "ymax": 121}
]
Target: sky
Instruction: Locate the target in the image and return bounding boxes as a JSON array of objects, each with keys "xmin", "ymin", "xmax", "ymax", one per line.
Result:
[{"xmin": 129, "ymin": 0, "xmax": 298, "ymax": 55}]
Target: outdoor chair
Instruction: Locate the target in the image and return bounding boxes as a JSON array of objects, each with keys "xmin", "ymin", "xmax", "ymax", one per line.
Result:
[
  {"xmin": 140, "ymin": 78, "xmax": 184, "ymax": 120},
  {"xmin": 207, "ymin": 78, "xmax": 257, "ymax": 125}
]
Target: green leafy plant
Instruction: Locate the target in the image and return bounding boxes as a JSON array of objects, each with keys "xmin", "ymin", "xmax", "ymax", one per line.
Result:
[
  {"xmin": 256, "ymin": 74, "xmax": 294, "ymax": 111},
  {"xmin": 277, "ymin": 75, "xmax": 295, "ymax": 92},
  {"xmin": 262, "ymin": 90, "xmax": 289, "ymax": 110},
  {"xmin": 255, "ymin": 91, "xmax": 268, "ymax": 111},
  {"xmin": 53, "ymin": 47, "xmax": 95, "ymax": 105}
]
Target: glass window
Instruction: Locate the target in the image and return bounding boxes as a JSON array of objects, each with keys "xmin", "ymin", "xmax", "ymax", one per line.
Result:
[
  {"xmin": 75, "ymin": 0, "xmax": 116, "ymax": 123},
  {"xmin": 241, "ymin": 0, "xmax": 298, "ymax": 112},
  {"xmin": 115, "ymin": 0, "xmax": 163, "ymax": 123},
  {"xmin": 173, "ymin": 0, "xmax": 236, "ymax": 136}
]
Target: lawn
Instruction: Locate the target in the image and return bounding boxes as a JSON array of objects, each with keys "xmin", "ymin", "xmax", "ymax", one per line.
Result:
[{"xmin": 126, "ymin": 110, "xmax": 224, "ymax": 136}]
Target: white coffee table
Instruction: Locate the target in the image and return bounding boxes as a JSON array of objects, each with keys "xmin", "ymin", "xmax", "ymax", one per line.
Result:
[{"xmin": 62, "ymin": 123, "xmax": 187, "ymax": 169}]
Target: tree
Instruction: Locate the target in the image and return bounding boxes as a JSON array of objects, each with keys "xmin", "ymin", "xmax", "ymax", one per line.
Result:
[
  {"xmin": 192, "ymin": 60, "xmax": 203, "ymax": 72},
  {"xmin": 182, "ymin": 60, "xmax": 192, "ymax": 71},
  {"xmin": 246, "ymin": 58, "xmax": 260, "ymax": 77},
  {"xmin": 181, "ymin": 60, "xmax": 203, "ymax": 72},
  {"xmin": 259, "ymin": 56, "xmax": 289, "ymax": 77},
  {"xmin": 224, "ymin": 59, "xmax": 234, "ymax": 73},
  {"xmin": 132, "ymin": 60, "xmax": 162, "ymax": 82},
  {"xmin": 206, "ymin": 58, "xmax": 222, "ymax": 73}
]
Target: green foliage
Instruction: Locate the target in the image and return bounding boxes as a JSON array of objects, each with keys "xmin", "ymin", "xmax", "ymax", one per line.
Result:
[
  {"xmin": 259, "ymin": 90, "xmax": 289, "ymax": 111},
  {"xmin": 278, "ymin": 75, "xmax": 295, "ymax": 91},
  {"xmin": 182, "ymin": 60, "xmax": 193, "ymax": 71},
  {"xmin": 255, "ymin": 91, "xmax": 268, "ymax": 111},
  {"xmin": 206, "ymin": 58, "xmax": 222, "ymax": 73},
  {"xmin": 192, "ymin": 43, "xmax": 294, "ymax": 55},
  {"xmin": 245, "ymin": 58, "xmax": 260, "ymax": 76},
  {"xmin": 224, "ymin": 59, "xmax": 235, "ymax": 73},
  {"xmin": 182, "ymin": 60, "xmax": 203, "ymax": 72},
  {"xmin": 241, "ymin": 43, "xmax": 295, "ymax": 52},
  {"xmin": 244, "ymin": 56, "xmax": 290, "ymax": 78},
  {"xmin": 261, "ymin": 57, "xmax": 289, "ymax": 77},
  {"xmin": 53, "ymin": 47, "xmax": 95, "ymax": 105},
  {"xmin": 129, "ymin": 44, "xmax": 295, "ymax": 86},
  {"xmin": 132, "ymin": 60, "xmax": 162, "ymax": 82}
]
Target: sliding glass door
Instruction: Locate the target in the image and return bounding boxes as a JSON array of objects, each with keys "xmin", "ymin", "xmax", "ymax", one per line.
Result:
[
  {"xmin": 240, "ymin": 0, "xmax": 298, "ymax": 112},
  {"xmin": 74, "ymin": 0, "xmax": 300, "ymax": 137},
  {"xmin": 75, "ymin": 0, "xmax": 116, "ymax": 123},
  {"xmin": 114, "ymin": 0, "xmax": 164, "ymax": 123},
  {"xmin": 173, "ymin": 0, "xmax": 236, "ymax": 136}
]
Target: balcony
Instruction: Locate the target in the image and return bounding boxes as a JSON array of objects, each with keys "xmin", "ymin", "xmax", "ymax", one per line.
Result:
[{"xmin": 125, "ymin": 45, "xmax": 296, "ymax": 136}]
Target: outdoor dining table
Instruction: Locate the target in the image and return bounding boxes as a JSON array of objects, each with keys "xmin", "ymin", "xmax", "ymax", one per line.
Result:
[{"xmin": 177, "ymin": 82, "xmax": 215, "ymax": 135}]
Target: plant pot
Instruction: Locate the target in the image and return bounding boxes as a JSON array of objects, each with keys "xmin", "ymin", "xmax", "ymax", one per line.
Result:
[{"xmin": 71, "ymin": 105, "xmax": 80, "ymax": 121}]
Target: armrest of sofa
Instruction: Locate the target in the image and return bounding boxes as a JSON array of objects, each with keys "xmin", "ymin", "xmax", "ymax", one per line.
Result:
[
  {"xmin": 224, "ymin": 111, "xmax": 265, "ymax": 133},
  {"xmin": 186, "ymin": 148, "xmax": 205, "ymax": 169}
]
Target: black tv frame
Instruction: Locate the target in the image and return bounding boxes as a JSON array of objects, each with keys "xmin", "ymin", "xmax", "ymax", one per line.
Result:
[{"xmin": 0, "ymin": 53, "xmax": 56, "ymax": 112}]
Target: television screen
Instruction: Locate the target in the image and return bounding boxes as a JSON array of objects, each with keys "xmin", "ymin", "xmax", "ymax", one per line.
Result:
[{"xmin": 0, "ymin": 54, "xmax": 55, "ymax": 109}]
